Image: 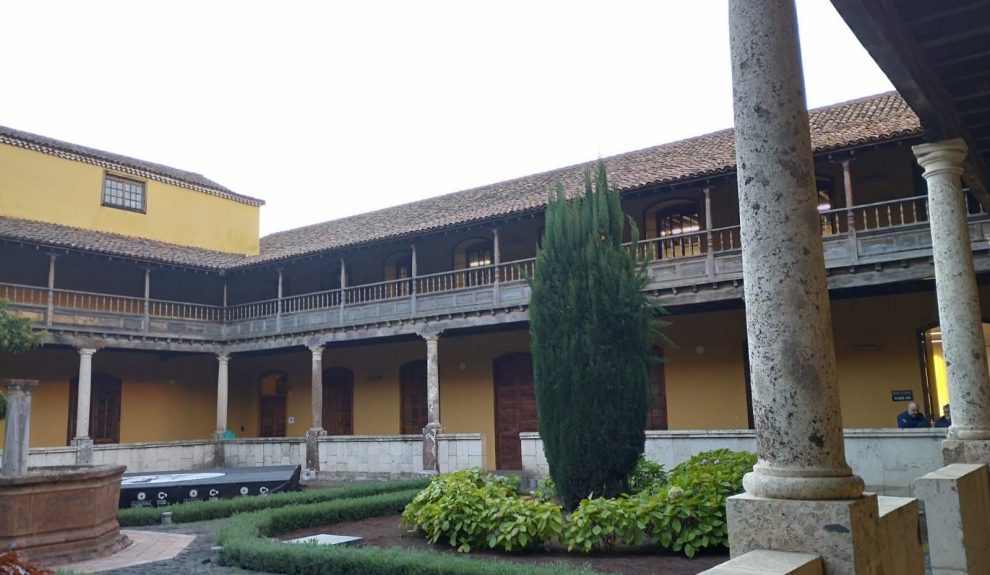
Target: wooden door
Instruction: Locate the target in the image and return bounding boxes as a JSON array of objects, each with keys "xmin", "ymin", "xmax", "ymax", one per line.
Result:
[
  {"xmin": 259, "ymin": 372, "xmax": 288, "ymax": 437},
  {"xmin": 494, "ymin": 353, "xmax": 538, "ymax": 470},
  {"xmin": 67, "ymin": 374, "xmax": 121, "ymax": 445},
  {"xmin": 323, "ymin": 367, "xmax": 354, "ymax": 435},
  {"xmin": 646, "ymin": 347, "xmax": 668, "ymax": 430},
  {"xmin": 400, "ymin": 360, "xmax": 428, "ymax": 434}
]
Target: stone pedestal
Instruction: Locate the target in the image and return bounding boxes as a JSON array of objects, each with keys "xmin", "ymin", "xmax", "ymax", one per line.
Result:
[
  {"xmin": 700, "ymin": 550, "xmax": 823, "ymax": 575},
  {"xmin": 73, "ymin": 436, "xmax": 94, "ymax": 466},
  {"xmin": 2, "ymin": 379, "xmax": 39, "ymax": 477},
  {"xmin": 305, "ymin": 428, "xmax": 325, "ymax": 475},
  {"xmin": 422, "ymin": 423, "xmax": 442, "ymax": 473},
  {"xmin": 726, "ymin": 493, "xmax": 883, "ymax": 575},
  {"xmin": 943, "ymin": 439, "xmax": 990, "ymax": 465},
  {"xmin": 877, "ymin": 496, "xmax": 923, "ymax": 575},
  {"xmin": 914, "ymin": 463, "xmax": 990, "ymax": 575}
]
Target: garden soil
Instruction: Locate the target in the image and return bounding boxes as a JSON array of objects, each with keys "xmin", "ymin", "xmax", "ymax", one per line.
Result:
[{"xmin": 281, "ymin": 514, "xmax": 728, "ymax": 575}]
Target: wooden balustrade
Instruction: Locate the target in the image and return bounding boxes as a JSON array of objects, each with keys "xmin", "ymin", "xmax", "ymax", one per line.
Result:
[{"xmin": 3, "ymin": 192, "xmax": 983, "ymax": 332}]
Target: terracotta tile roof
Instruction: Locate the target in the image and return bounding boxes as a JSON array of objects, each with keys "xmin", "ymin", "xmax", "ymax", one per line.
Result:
[
  {"xmin": 0, "ymin": 125, "xmax": 264, "ymax": 207},
  {"xmin": 0, "ymin": 92, "xmax": 920, "ymax": 269},
  {"xmin": 0, "ymin": 216, "xmax": 246, "ymax": 269},
  {"xmin": 253, "ymin": 91, "xmax": 921, "ymax": 265}
]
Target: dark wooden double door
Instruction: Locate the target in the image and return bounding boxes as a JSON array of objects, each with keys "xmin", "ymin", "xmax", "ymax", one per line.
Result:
[
  {"xmin": 493, "ymin": 349, "xmax": 668, "ymax": 470},
  {"xmin": 67, "ymin": 374, "xmax": 122, "ymax": 444}
]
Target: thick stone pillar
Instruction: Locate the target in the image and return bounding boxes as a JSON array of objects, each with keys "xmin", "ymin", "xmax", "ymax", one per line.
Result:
[
  {"xmin": 422, "ymin": 332, "xmax": 443, "ymax": 472},
  {"xmin": 2, "ymin": 379, "xmax": 39, "ymax": 477},
  {"xmin": 729, "ymin": 0, "xmax": 862, "ymax": 502},
  {"xmin": 305, "ymin": 344, "xmax": 326, "ymax": 476},
  {"xmin": 214, "ymin": 353, "xmax": 230, "ymax": 438},
  {"xmin": 915, "ymin": 139, "xmax": 990, "ymax": 463},
  {"xmin": 74, "ymin": 347, "xmax": 97, "ymax": 465}
]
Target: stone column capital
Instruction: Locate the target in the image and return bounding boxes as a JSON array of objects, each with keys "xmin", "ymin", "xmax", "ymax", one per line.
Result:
[
  {"xmin": 3, "ymin": 379, "xmax": 39, "ymax": 394},
  {"xmin": 217, "ymin": 352, "xmax": 231, "ymax": 364},
  {"xmin": 419, "ymin": 329, "xmax": 442, "ymax": 342},
  {"xmin": 309, "ymin": 344, "xmax": 324, "ymax": 357},
  {"xmin": 77, "ymin": 347, "xmax": 98, "ymax": 358},
  {"xmin": 913, "ymin": 138, "xmax": 968, "ymax": 178}
]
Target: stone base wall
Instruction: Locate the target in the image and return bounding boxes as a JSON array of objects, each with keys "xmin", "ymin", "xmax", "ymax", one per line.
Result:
[
  {"xmin": 222, "ymin": 438, "xmax": 304, "ymax": 467},
  {"xmin": 521, "ymin": 428, "xmax": 945, "ymax": 495},
  {"xmin": 438, "ymin": 433, "xmax": 486, "ymax": 471},
  {"xmin": 317, "ymin": 433, "xmax": 486, "ymax": 479}
]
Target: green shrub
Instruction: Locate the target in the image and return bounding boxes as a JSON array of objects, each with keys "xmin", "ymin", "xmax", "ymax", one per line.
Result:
[
  {"xmin": 636, "ymin": 483, "xmax": 728, "ymax": 558},
  {"xmin": 532, "ymin": 475, "xmax": 558, "ymax": 503},
  {"xmin": 119, "ymin": 477, "xmax": 430, "ymax": 526},
  {"xmin": 668, "ymin": 448, "xmax": 756, "ymax": 499},
  {"xmin": 625, "ymin": 455, "xmax": 667, "ymax": 495},
  {"xmin": 561, "ymin": 496, "xmax": 640, "ymax": 553},
  {"xmin": 219, "ymin": 489, "xmax": 599, "ymax": 575},
  {"xmin": 402, "ymin": 468, "xmax": 562, "ymax": 552}
]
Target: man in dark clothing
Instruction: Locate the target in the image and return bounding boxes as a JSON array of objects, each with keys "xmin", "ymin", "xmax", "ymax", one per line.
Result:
[
  {"xmin": 897, "ymin": 402, "xmax": 929, "ymax": 428},
  {"xmin": 934, "ymin": 404, "xmax": 951, "ymax": 428}
]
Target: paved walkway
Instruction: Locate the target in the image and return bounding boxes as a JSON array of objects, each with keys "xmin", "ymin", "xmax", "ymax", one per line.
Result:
[{"xmin": 59, "ymin": 531, "xmax": 195, "ymax": 573}]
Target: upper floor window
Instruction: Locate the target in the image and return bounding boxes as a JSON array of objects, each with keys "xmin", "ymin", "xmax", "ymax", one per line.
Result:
[
  {"xmin": 103, "ymin": 174, "xmax": 146, "ymax": 213},
  {"xmin": 656, "ymin": 201, "xmax": 701, "ymax": 237},
  {"xmin": 467, "ymin": 244, "xmax": 493, "ymax": 268}
]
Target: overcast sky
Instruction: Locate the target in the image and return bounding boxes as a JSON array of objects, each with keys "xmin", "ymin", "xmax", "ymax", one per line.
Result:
[{"xmin": 0, "ymin": 1, "xmax": 893, "ymax": 236}]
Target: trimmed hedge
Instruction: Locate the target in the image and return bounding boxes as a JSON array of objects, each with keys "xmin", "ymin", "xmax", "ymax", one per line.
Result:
[
  {"xmin": 118, "ymin": 478, "xmax": 430, "ymax": 526},
  {"xmin": 219, "ymin": 490, "xmax": 599, "ymax": 575}
]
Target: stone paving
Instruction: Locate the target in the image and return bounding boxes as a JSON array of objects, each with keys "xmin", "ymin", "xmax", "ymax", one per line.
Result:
[{"xmin": 56, "ymin": 518, "xmax": 278, "ymax": 575}]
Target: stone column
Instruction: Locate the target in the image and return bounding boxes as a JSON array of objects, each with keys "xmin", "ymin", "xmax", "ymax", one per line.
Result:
[
  {"xmin": 46, "ymin": 254, "xmax": 56, "ymax": 327},
  {"xmin": 2, "ymin": 379, "xmax": 39, "ymax": 477},
  {"xmin": 915, "ymin": 139, "xmax": 990, "ymax": 462},
  {"xmin": 725, "ymin": 3, "xmax": 889, "ymax": 573},
  {"xmin": 215, "ymin": 353, "xmax": 230, "ymax": 438},
  {"xmin": 729, "ymin": 0, "xmax": 862, "ymax": 501},
  {"xmin": 74, "ymin": 347, "xmax": 97, "ymax": 465},
  {"xmin": 305, "ymin": 344, "xmax": 326, "ymax": 476},
  {"xmin": 422, "ymin": 332, "xmax": 443, "ymax": 472}
]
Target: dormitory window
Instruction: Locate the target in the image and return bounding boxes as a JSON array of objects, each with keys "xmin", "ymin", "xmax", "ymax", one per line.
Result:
[
  {"xmin": 466, "ymin": 244, "xmax": 493, "ymax": 268},
  {"xmin": 102, "ymin": 174, "xmax": 146, "ymax": 213},
  {"xmin": 656, "ymin": 201, "xmax": 701, "ymax": 237}
]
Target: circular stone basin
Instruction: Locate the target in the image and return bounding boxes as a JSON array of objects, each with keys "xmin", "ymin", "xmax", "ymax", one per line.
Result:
[{"xmin": 0, "ymin": 465, "xmax": 129, "ymax": 565}]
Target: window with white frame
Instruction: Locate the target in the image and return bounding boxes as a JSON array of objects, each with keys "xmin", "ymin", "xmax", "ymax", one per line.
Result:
[{"xmin": 102, "ymin": 174, "xmax": 146, "ymax": 212}]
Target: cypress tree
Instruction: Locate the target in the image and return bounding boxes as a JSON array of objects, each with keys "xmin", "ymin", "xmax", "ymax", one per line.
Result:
[{"xmin": 529, "ymin": 160, "xmax": 661, "ymax": 510}]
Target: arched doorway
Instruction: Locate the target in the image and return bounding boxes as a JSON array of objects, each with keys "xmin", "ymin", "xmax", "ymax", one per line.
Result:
[
  {"xmin": 323, "ymin": 367, "xmax": 354, "ymax": 435},
  {"xmin": 493, "ymin": 352, "xmax": 538, "ymax": 470},
  {"xmin": 67, "ymin": 373, "xmax": 122, "ymax": 445},
  {"xmin": 400, "ymin": 360, "xmax": 428, "ymax": 435},
  {"xmin": 259, "ymin": 371, "xmax": 288, "ymax": 437}
]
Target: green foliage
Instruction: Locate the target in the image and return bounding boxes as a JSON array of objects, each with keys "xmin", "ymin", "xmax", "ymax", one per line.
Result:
[
  {"xmin": 668, "ymin": 448, "xmax": 757, "ymax": 500},
  {"xmin": 532, "ymin": 475, "xmax": 558, "ymax": 503},
  {"xmin": 0, "ymin": 300, "xmax": 43, "ymax": 356},
  {"xmin": 529, "ymin": 160, "xmax": 662, "ymax": 510},
  {"xmin": 636, "ymin": 483, "xmax": 728, "ymax": 558},
  {"xmin": 402, "ymin": 468, "xmax": 563, "ymax": 552},
  {"xmin": 219, "ymin": 488, "xmax": 600, "ymax": 575},
  {"xmin": 561, "ymin": 496, "xmax": 640, "ymax": 553},
  {"xmin": 118, "ymin": 477, "xmax": 430, "ymax": 526},
  {"xmin": 625, "ymin": 455, "xmax": 667, "ymax": 495}
]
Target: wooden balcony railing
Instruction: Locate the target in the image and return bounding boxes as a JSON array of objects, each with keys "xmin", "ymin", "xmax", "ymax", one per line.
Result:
[{"xmin": 5, "ymin": 193, "xmax": 986, "ymax": 336}]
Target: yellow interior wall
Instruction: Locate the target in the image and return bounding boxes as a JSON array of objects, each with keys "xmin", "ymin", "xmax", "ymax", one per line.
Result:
[
  {"xmin": 663, "ymin": 308, "xmax": 750, "ymax": 429},
  {"xmin": 0, "ymin": 144, "xmax": 260, "ymax": 255}
]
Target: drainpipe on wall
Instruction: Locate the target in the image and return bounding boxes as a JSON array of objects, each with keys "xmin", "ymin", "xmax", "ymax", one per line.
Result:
[
  {"xmin": 143, "ymin": 267, "xmax": 151, "ymax": 332},
  {"xmin": 492, "ymin": 228, "xmax": 501, "ymax": 304},
  {"xmin": 46, "ymin": 254, "xmax": 56, "ymax": 327},
  {"xmin": 410, "ymin": 244, "xmax": 418, "ymax": 315},
  {"xmin": 704, "ymin": 187, "xmax": 715, "ymax": 280},
  {"xmin": 842, "ymin": 158, "xmax": 859, "ymax": 265}
]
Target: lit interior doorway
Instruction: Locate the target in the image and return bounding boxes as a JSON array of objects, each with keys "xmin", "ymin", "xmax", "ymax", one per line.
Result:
[{"xmin": 920, "ymin": 322, "xmax": 990, "ymax": 423}]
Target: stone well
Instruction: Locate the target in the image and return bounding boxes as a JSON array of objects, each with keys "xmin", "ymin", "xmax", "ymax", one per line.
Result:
[{"xmin": 0, "ymin": 464, "xmax": 129, "ymax": 565}]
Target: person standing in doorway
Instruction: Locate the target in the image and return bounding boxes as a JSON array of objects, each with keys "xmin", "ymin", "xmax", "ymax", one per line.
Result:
[{"xmin": 897, "ymin": 402, "xmax": 930, "ymax": 428}]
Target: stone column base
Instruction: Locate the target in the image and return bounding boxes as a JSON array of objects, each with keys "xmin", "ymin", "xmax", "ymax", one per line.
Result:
[
  {"xmin": 305, "ymin": 428, "xmax": 326, "ymax": 478},
  {"xmin": 211, "ymin": 435, "xmax": 226, "ymax": 468},
  {"xmin": 726, "ymin": 493, "xmax": 884, "ymax": 575},
  {"xmin": 422, "ymin": 424, "xmax": 443, "ymax": 473},
  {"xmin": 73, "ymin": 437, "xmax": 94, "ymax": 466},
  {"xmin": 942, "ymin": 439, "xmax": 990, "ymax": 465},
  {"xmin": 877, "ymin": 496, "xmax": 923, "ymax": 575},
  {"xmin": 914, "ymin": 463, "xmax": 990, "ymax": 574}
]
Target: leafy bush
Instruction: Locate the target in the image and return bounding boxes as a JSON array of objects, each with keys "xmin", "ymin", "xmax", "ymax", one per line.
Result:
[
  {"xmin": 532, "ymin": 475, "xmax": 558, "ymax": 503},
  {"xmin": 219, "ymin": 489, "xmax": 599, "ymax": 575},
  {"xmin": 668, "ymin": 448, "xmax": 756, "ymax": 499},
  {"xmin": 636, "ymin": 483, "xmax": 728, "ymax": 558},
  {"xmin": 0, "ymin": 550, "xmax": 53, "ymax": 574},
  {"xmin": 402, "ymin": 469, "xmax": 562, "ymax": 552},
  {"xmin": 119, "ymin": 477, "xmax": 430, "ymax": 526},
  {"xmin": 625, "ymin": 456, "xmax": 667, "ymax": 495},
  {"xmin": 561, "ymin": 496, "xmax": 640, "ymax": 553}
]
